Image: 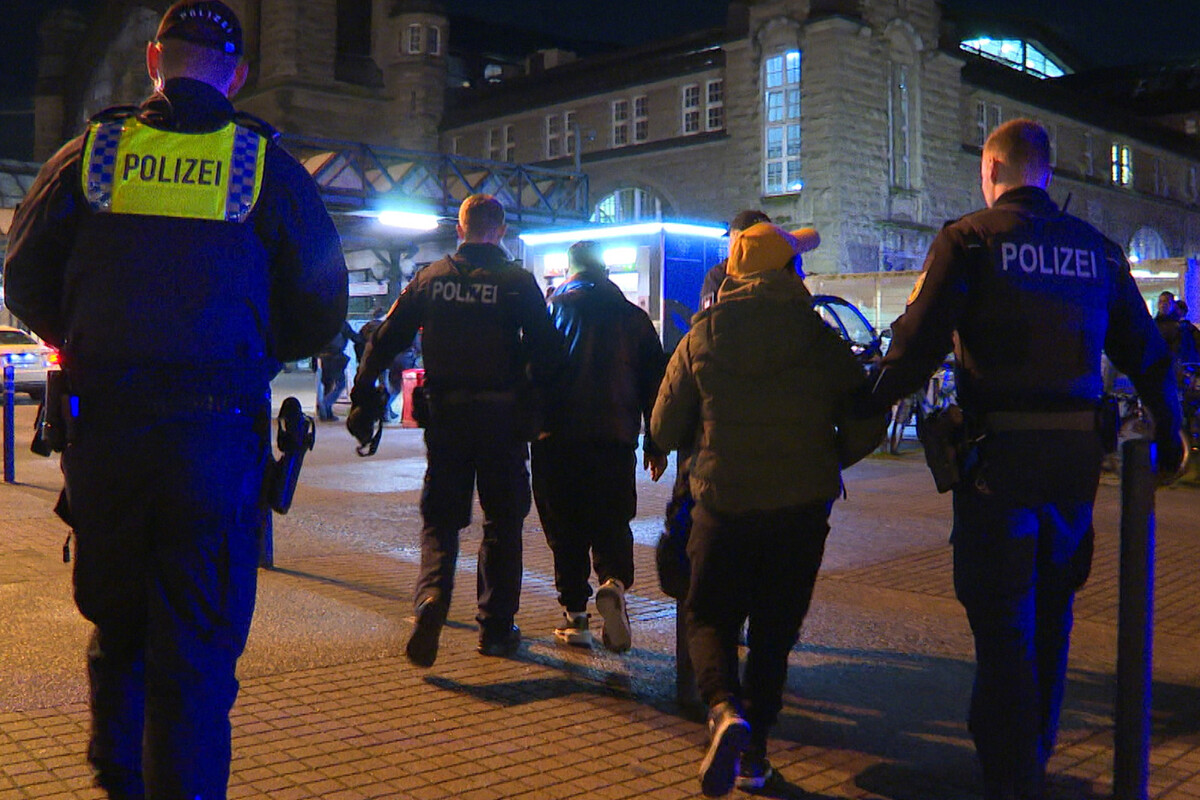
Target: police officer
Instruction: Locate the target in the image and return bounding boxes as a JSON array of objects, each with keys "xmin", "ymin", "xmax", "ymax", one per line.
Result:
[
  {"xmin": 348, "ymin": 194, "xmax": 565, "ymax": 666},
  {"xmin": 2, "ymin": 3, "xmax": 348, "ymax": 797},
  {"xmin": 863, "ymin": 119, "xmax": 1183, "ymax": 800}
]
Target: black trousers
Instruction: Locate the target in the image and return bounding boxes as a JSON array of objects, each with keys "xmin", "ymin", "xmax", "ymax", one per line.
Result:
[
  {"xmin": 531, "ymin": 437, "xmax": 637, "ymax": 612},
  {"xmin": 685, "ymin": 500, "xmax": 832, "ymax": 747},
  {"xmin": 64, "ymin": 408, "xmax": 268, "ymax": 800},
  {"xmin": 417, "ymin": 398, "xmax": 531, "ymax": 630}
]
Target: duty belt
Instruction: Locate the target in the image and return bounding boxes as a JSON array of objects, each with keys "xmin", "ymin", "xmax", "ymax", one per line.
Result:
[
  {"xmin": 437, "ymin": 389, "xmax": 518, "ymax": 404},
  {"xmin": 985, "ymin": 410, "xmax": 1096, "ymax": 432}
]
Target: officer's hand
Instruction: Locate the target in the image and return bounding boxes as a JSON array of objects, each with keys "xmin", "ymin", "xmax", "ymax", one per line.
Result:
[
  {"xmin": 346, "ymin": 403, "xmax": 380, "ymax": 451},
  {"xmin": 1155, "ymin": 430, "xmax": 1189, "ymax": 486}
]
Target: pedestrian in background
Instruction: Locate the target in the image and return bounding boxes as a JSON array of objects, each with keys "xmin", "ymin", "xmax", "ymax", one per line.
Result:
[
  {"xmin": 348, "ymin": 194, "xmax": 565, "ymax": 666},
  {"xmin": 860, "ymin": 118, "xmax": 1183, "ymax": 800},
  {"xmin": 2, "ymin": 2, "xmax": 348, "ymax": 796},
  {"xmin": 316, "ymin": 320, "xmax": 360, "ymax": 421},
  {"xmin": 532, "ymin": 240, "xmax": 668, "ymax": 651},
  {"xmin": 652, "ymin": 222, "xmax": 867, "ymax": 797}
]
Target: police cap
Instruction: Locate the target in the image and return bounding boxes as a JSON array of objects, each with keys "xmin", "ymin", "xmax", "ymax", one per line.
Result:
[{"xmin": 156, "ymin": 1, "xmax": 243, "ymax": 57}]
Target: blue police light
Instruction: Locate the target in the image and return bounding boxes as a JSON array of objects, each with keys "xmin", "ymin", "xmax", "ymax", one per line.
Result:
[{"xmin": 378, "ymin": 210, "xmax": 441, "ymax": 231}]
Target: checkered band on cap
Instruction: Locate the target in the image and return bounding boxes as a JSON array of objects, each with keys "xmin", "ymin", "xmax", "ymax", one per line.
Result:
[
  {"xmin": 84, "ymin": 122, "xmax": 124, "ymax": 211},
  {"xmin": 225, "ymin": 125, "xmax": 262, "ymax": 222}
]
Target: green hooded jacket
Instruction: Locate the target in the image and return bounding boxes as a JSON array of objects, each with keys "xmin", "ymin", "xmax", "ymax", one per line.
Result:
[{"xmin": 651, "ymin": 269, "xmax": 865, "ymax": 514}]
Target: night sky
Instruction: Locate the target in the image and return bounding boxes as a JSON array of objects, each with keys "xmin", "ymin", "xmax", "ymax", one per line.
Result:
[{"xmin": 1, "ymin": 0, "xmax": 1197, "ymax": 160}]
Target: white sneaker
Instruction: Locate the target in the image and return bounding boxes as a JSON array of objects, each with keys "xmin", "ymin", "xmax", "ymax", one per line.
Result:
[
  {"xmin": 595, "ymin": 579, "xmax": 631, "ymax": 653},
  {"xmin": 554, "ymin": 612, "xmax": 593, "ymax": 647}
]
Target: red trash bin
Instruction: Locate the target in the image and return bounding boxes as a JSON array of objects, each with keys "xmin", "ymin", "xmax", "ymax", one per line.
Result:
[{"xmin": 400, "ymin": 368, "xmax": 425, "ymax": 428}]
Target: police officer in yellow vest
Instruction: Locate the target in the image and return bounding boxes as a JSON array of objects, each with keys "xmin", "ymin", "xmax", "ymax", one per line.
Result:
[{"xmin": 2, "ymin": 3, "xmax": 348, "ymax": 798}]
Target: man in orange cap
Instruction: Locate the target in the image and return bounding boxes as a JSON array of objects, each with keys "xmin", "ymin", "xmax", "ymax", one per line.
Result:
[{"xmin": 652, "ymin": 222, "xmax": 866, "ymax": 796}]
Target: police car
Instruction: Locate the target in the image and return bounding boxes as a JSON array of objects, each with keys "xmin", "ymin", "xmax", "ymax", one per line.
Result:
[{"xmin": 0, "ymin": 326, "xmax": 59, "ymax": 401}]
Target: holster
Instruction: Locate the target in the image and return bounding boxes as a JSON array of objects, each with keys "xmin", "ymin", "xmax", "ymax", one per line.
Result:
[
  {"xmin": 410, "ymin": 385, "xmax": 430, "ymax": 427},
  {"xmin": 917, "ymin": 405, "xmax": 966, "ymax": 493},
  {"xmin": 268, "ymin": 396, "xmax": 315, "ymax": 514},
  {"xmin": 31, "ymin": 370, "xmax": 71, "ymax": 455}
]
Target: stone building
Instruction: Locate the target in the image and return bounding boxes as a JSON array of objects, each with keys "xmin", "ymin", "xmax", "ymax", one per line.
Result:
[{"xmin": 22, "ymin": 0, "xmax": 1200, "ymax": 323}]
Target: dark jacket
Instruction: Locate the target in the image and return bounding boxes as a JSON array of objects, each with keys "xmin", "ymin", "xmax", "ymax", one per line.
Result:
[
  {"xmin": 544, "ymin": 267, "xmax": 666, "ymax": 453},
  {"xmin": 2, "ymin": 78, "xmax": 348, "ymax": 402},
  {"xmin": 356, "ymin": 242, "xmax": 564, "ymax": 396},
  {"xmin": 872, "ymin": 186, "xmax": 1180, "ymax": 434},
  {"xmin": 653, "ymin": 269, "xmax": 864, "ymax": 514}
]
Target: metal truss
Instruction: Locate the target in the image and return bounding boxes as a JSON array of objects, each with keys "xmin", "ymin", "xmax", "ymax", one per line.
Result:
[{"xmin": 279, "ymin": 134, "xmax": 589, "ymax": 225}]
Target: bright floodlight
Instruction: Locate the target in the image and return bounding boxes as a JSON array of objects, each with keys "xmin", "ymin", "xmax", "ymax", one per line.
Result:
[{"xmin": 378, "ymin": 211, "xmax": 441, "ymax": 230}]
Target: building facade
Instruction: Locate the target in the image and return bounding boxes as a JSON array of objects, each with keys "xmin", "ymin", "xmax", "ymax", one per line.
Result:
[{"xmin": 23, "ymin": 0, "xmax": 1200, "ymax": 324}]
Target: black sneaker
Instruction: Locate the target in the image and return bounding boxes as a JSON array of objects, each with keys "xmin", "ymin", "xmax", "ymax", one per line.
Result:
[
  {"xmin": 699, "ymin": 701, "xmax": 750, "ymax": 797},
  {"xmin": 405, "ymin": 593, "xmax": 447, "ymax": 668},
  {"xmin": 477, "ymin": 623, "xmax": 521, "ymax": 657},
  {"xmin": 736, "ymin": 745, "xmax": 775, "ymax": 791}
]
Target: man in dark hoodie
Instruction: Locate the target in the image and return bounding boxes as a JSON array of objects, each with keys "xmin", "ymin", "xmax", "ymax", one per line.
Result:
[
  {"xmin": 652, "ymin": 223, "xmax": 866, "ymax": 797},
  {"xmin": 533, "ymin": 241, "xmax": 668, "ymax": 651}
]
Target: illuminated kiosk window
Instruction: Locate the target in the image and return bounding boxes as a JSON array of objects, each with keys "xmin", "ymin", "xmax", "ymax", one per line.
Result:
[
  {"xmin": 1127, "ymin": 227, "xmax": 1168, "ymax": 264},
  {"xmin": 591, "ymin": 187, "xmax": 665, "ymax": 224},
  {"xmin": 959, "ymin": 38, "xmax": 1067, "ymax": 79}
]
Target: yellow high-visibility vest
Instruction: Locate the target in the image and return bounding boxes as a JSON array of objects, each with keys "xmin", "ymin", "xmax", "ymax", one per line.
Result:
[{"xmin": 82, "ymin": 117, "xmax": 266, "ymax": 223}]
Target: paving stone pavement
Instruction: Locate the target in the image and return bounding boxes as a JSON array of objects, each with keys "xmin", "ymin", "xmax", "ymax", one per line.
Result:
[{"xmin": 2, "ymin": 376, "xmax": 1199, "ymax": 799}]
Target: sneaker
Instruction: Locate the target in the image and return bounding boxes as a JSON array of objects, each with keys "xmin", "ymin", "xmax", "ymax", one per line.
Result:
[
  {"xmin": 736, "ymin": 745, "xmax": 775, "ymax": 791},
  {"xmin": 699, "ymin": 701, "xmax": 750, "ymax": 798},
  {"xmin": 554, "ymin": 612, "xmax": 593, "ymax": 648},
  {"xmin": 406, "ymin": 593, "xmax": 447, "ymax": 668},
  {"xmin": 595, "ymin": 578, "xmax": 631, "ymax": 653},
  {"xmin": 477, "ymin": 623, "xmax": 521, "ymax": 657}
]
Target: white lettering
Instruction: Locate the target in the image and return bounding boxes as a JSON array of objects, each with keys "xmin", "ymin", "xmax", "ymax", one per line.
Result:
[
  {"xmin": 430, "ymin": 279, "xmax": 500, "ymax": 305},
  {"xmin": 1019, "ymin": 243, "xmax": 1038, "ymax": 274},
  {"xmin": 1057, "ymin": 247, "xmax": 1074, "ymax": 277},
  {"xmin": 1075, "ymin": 249, "xmax": 1093, "ymax": 278},
  {"xmin": 1001, "ymin": 242, "xmax": 1018, "ymax": 271}
]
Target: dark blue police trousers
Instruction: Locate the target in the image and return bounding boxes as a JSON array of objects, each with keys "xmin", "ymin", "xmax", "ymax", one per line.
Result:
[
  {"xmin": 64, "ymin": 408, "xmax": 268, "ymax": 800},
  {"xmin": 951, "ymin": 430, "xmax": 1101, "ymax": 800},
  {"xmin": 417, "ymin": 397, "xmax": 531, "ymax": 632}
]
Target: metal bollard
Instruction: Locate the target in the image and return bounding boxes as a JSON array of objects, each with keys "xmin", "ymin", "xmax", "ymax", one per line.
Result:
[
  {"xmin": 1114, "ymin": 438, "xmax": 1156, "ymax": 800},
  {"xmin": 3, "ymin": 365, "xmax": 14, "ymax": 483}
]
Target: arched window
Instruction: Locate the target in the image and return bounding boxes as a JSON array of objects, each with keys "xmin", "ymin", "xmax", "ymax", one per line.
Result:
[
  {"xmin": 959, "ymin": 38, "xmax": 1068, "ymax": 79},
  {"xmin": 1128, "ymin": 227, "xmax": 1169, "ymax": 263},
  {"xmin": 590, "ymin": 188, "xmax": 665, "ymax": 224}
]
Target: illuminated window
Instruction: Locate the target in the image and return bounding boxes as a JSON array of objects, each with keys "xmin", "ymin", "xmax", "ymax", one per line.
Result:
[
  {"xmin": 486, "ymin": 127, "xmax": 501, "ymax": 160},
  {"xmin": 591, "ymin": 187, "xmax": 665, "ymax": 224},
  {"xmin": 406, "ymin": 24, "xmax": 422, "ymax": 54},
  {"xmin": 504, "ymin": 125, "xmax": 515, "ymax": 162},
  {"xmin": 1128, "ymin": 227, "xmax": 1168, "ymax": 262},
  {"xmin": 1111, "ymin": 143, "xmax": 1132, "ymax": 187},
  {"xmin": 565, "ymin": 111, "xmax": 576, "ymax": 155},
  {"xmin": 959, "ymin": 38, "xmax": 1067, "ymax": 79},
  {"xmin": 764, "ymin": 50, "xmax": 802, "ymax": 195},
  {"xmin": 682, "ymin": 84, "xmax": 701, "ymax": 134}
]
